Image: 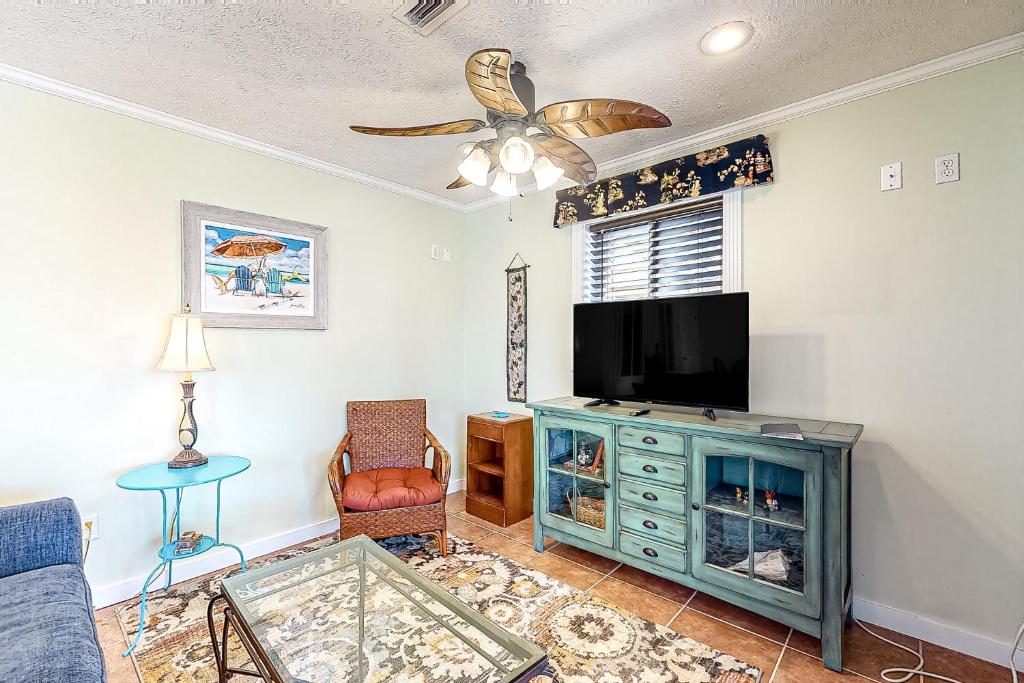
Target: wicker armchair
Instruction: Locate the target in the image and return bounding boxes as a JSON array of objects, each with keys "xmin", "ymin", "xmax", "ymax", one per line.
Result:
[{"xmin": 328, "ymin": 399, "xmax": 452, "ymax": 556}]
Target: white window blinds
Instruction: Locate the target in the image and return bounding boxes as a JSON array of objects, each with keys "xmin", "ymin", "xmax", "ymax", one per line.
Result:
[{"xmin": 582, "ymin": 197, "xmax": 725, "ymax": 303}]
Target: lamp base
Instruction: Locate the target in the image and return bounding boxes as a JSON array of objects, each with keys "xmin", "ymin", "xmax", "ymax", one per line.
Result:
[{"xmin": 168, "ymin": 448, "xmax": 208, "ymax": 469}]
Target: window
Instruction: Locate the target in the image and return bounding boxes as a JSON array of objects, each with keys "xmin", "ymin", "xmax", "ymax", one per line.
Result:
[{"xmin": 572, "ymin": 190, "xmax": 741, "ymax": 303}]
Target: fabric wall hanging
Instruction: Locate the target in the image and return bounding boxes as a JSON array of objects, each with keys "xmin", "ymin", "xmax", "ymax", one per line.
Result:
[
  {"xmin": 553, "ymin": 134, "xmax": 773, "ymax": 227},
  {"xmin": 505, "ymin": 254, "xmax": 529, "ymax": 403}
]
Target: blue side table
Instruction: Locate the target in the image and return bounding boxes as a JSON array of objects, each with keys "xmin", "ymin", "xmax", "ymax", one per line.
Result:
[{"xmin": 116, "ymin": 455, "xmax": 250, "ymax": 655}]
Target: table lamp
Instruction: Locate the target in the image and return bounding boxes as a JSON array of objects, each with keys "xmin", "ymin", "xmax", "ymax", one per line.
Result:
[{"xmin": 158, "ymin": 305, "xmax": 215, "ymax": 469}]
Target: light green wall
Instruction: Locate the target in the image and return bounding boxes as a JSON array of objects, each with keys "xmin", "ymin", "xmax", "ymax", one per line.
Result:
[
  {"xmin": 0, "ymin": 81, "xmax": 467, "ymax": 592},
  {"xmin": 462, "ymin": 55, "xmax": 1024, "ymax": 646}
]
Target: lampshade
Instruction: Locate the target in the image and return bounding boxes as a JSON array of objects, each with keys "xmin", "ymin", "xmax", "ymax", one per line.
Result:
[
  {"xmin": 457, "ymin": 147, "xmax": 491, "ymax": 186},
  {"xmin": 532, "ymin": 156, "xmax": 565, "ymax": 190},
  {"xmin": 490, "ymin": 170, "xmax": 519, "ymax": 197},
  {"xmin": 158, "ymin": 308, "xmax": 214, "ymax": 372},
  {"xmin": 498, "ymin": 136, "xmax": 535, "ymax": 174}
]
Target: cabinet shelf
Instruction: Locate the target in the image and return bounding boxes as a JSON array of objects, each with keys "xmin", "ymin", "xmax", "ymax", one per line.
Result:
[
  {"xmin": 468, "ymin": 459, "xmax": 505, "ymax": 477},
  {"xmin": 706, "ymin": 484, "xmax": 751, "ymax": 516},
  {"xmin": 467, "ymin": 488, "xmax": 504, "ymax": 511},
  {"xmin": 547, "ymin": 466, "xmax": 605, "ymax": 485},
  {"xmin": 705, "ymin": 484, "xmax": 805, "ymax": 530}
]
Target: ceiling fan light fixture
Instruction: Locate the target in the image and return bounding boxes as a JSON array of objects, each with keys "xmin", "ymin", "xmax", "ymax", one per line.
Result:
[
  {"xmin": 352, "ymin": 48, "xmax": 670, "ymax": 194},
  {"xmin": 457, "ymin": 147, "xmax": 491, "ymax": 186},
  {"xmin": 700, "ymin": 21, "xmax": 753, "ymax": 55},
  {"xmin": 532, "ymin": 156, "xmax": 565, "ymax": 191},
  {"xmin": 490, "ymin": 170, "xmax": 519, "ymax": 197},
  {"xmin": 498, "ymin": 136, "xmax": 535, "ymax": 174}
]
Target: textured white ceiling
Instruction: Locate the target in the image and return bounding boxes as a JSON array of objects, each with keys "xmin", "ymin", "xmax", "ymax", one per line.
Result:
[{"xmin": 1, "ymin": 1, "xmax": 1021, "ymax": 205}]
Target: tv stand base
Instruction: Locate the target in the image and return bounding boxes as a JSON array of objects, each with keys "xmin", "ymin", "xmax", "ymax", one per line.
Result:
[
  {"xmin": 702, "ymin": 408, "xmax": 717, "ymax": 421},
  {"xmin": 583, "ymin": 398, "xmax": 621, "ymax": 407}
]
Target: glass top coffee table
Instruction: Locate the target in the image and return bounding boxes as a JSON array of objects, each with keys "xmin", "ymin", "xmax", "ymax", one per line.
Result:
[{"xmin": 207, "ymin": 534, "xmax": 548, "ymax": 683}]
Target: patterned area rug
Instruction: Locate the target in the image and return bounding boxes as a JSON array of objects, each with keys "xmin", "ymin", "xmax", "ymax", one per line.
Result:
[{"xmin": 116, "ymin": 534, "xmax": 761, "ymax": 682}]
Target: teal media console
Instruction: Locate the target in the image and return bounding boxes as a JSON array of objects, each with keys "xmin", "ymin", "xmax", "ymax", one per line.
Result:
[{"xmin": 528, "ymin": 397, "xmax": 862, "ymax": 672}]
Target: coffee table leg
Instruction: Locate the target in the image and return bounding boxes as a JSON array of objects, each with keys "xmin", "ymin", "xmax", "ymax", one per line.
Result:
[
  {"xmin": 208, "ymin": 593, "xmax": 267, "ymax": 681},
  {"xmin": 207, "ymin": 594, "xmax": 229, "ymax": 682}
]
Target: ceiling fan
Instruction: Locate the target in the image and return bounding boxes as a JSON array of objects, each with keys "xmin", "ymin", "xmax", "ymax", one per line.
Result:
[{"xmin": 350, "ymin": 48, "xmax": 671, "ymax": 197}]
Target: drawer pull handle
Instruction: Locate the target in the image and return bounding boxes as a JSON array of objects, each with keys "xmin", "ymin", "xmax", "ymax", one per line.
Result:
[
  {"xmin": 642, "ymin": 436, "xmax": 658, "ymax": 445},
  {"xmin": 642, "ymin": 464, "xmax": 658, "ymax": 473},
  {"xmin": 643, "ymin": 547, "xmax": 659, "ymax": 558},
  {"xmin": 642, "ymin": 492, "xmax": 658, "ymax": 501},
  {"xmin": 642, "ymin": 520, "xmax": 658, "ymax": 530}
]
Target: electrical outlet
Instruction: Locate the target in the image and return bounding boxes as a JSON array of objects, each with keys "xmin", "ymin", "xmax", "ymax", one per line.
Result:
[
  {"xmin": 880, "ymin": 162, "xmax": 902, "ymax": 191},
  {"xmin": 935, "ymin": 153, "xmax": 959, "ymax": 184},
  {"xmin": 442, "ymin": 247, "xmax": 451, "ymax": 263},
  {"xmin": 430, "ymin": 245, "xmax": 440, "ymax": 260},
  {"xmin": 83, "ymin": 514, "xmax": 99, "ymax": 540}
]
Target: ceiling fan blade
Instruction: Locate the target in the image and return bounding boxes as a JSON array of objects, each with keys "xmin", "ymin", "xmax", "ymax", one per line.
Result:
[
  {"xmin": 531, "ymin": 134, "xmax": 597, "ymax": 185},
  {"xmin": 465, "ymin": 49, "xmax": 529, "ymax": 116},
  {"xmin": 447, "ymin": 176, "xmax": 471, "ymax": 189},
  {"xmin": 350, "ymin": 119, "xmax": 486, "ymax": 137},
  {"xmin": 536, "ymin": 99, "xmax": 670, "ymax": 139}
]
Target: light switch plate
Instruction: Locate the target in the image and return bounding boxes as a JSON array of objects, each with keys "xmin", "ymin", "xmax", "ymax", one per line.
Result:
[
  {"xmin": 430, "ymin": 245, "xmax": 440, "ymax": 260},
  {"xmin": 442, "ymin": 247, "xmax": 451, "ymax": 263},
  {"xmin": 881, "ymin": 162, "xmax": 902, "ymax": 191},
  {"xmin": 935, "ymin": 153, "xmax": 959, "ymax": 184}
]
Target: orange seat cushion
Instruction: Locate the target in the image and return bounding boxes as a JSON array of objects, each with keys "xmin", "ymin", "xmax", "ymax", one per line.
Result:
[{"xmin": 344, "ymin": 467, "xmax": 444, "ymax": 512}]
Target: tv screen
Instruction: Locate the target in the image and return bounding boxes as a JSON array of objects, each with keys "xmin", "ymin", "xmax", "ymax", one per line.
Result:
[{"xmin": 573, "ymin": 293, "xmax": 749, "ymax": 411}]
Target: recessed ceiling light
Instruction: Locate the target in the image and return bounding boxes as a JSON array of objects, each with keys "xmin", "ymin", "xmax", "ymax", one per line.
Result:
[{"xmin": 700, "ymin": 21, "xmax": 754, "ymax": 56}]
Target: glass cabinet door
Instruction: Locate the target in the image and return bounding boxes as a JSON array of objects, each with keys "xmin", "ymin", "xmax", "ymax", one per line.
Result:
[
  {"xmin": 691, "ymin": 437, "xmax": 821, "ymax": 618},
  {"xmin": 538, "ymin": 417, "xmax": 614, "ymax": 547}
]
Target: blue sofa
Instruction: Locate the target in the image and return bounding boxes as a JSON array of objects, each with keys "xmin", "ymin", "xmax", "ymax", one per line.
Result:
[{"xmin": 0, "ymin": 498, "xmax": 106, "ymax": 682}]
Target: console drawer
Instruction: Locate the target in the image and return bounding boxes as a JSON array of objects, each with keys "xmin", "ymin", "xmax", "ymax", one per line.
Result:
[
  {"xmin": 619, "ymin": 531, "xmax": 686, "ymax": 571},
  {"xmin": 618, "ymin": 477, "xmax": 686, "ymax": 517},
  {"xmin": 618, "ymin": 504, "xmax": 686, "ymax": 547},
  {"xmin": 618, "ymin": 426, "xmax": 686, "ymax": 456},
  {"xmin": 618, "ymin": 451, "xmax": 686, "ymax": 488}
]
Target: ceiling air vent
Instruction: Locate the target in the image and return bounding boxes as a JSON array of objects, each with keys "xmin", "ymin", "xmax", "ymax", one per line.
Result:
[{"xmin": 392, "ymin": 0, "xmax": 469, "ymax": 36}]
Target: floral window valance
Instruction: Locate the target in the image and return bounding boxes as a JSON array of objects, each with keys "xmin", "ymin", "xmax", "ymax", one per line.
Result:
[{"xmin": 553, "ymin": 134, "xmax": 773, "ymax": 227}]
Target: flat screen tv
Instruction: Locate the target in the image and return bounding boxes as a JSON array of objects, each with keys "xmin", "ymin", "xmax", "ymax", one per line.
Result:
[{"xmin": 573, "ymin": 293, "xmax": 749, "ymax": 412}]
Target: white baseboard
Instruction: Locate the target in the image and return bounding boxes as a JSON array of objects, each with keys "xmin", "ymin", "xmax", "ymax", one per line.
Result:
[
  {"xmin": 92, "ymin": 484, "xmax": 467, "ymax": 609},
  {"xmin": 91, "ymin": 499, "xmax": 1019, "ymax": 672},
  {"xmin": 90, "ymin": 517, "xmax": 338, "ymax": 608},
  {"xmin": 853, "ymin": 596, "xmax": 1024, "ymax": 672}
]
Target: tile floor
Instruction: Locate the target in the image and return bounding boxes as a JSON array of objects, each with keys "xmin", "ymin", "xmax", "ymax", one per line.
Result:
[{"xmin": 94, "ymin": 491, "xmax": 1020, "ymax": 683}]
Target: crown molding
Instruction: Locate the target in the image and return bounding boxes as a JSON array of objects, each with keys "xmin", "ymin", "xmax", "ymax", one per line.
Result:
[
  {"xmin": 460, "ymin": 31, "xmax": 1024, "ymax": 214},
  {"xmin": 0, "ymin": 62, "xmax": 467, "ymax": 213},
  {"xmin": 1, "ymin": 31, "xmax": 1021, "ymax": 216}
]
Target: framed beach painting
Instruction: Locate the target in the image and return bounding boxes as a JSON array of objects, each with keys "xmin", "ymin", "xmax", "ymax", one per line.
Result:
[{"xmin": 181, "ymin": 201, "xmax": 328, "ymax": 329}]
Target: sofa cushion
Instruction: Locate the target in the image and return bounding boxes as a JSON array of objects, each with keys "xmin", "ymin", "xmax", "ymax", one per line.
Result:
[
  {"xmin": 345, "ymin": 467, "xmax": 444, "ymax": 512},
  {"xmin": 0, "ymin": 564, "xmax": 104, "ymax": 683}
]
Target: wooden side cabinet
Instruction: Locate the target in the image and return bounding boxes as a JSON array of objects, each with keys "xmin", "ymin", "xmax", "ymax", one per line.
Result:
[{"xmin": 466, "ymin": 413, "xmax": 534, "ymax": 527}]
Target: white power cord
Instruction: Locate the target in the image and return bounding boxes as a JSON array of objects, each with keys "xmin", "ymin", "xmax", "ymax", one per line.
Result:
[
  {"xmin": 857, "ymin": 617, "xmax": 1024, "ymax": 683},
  {"xmin": 82, "ymin": 521, "xmax": 94, "ymax": 563},
  {"xmin": 1010, "ymin": 618, "xmax": 1024, "ymax": 683},
  {"xmin": 855, "ymin": 619, "xmax": 962, "ymax": 682}
]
